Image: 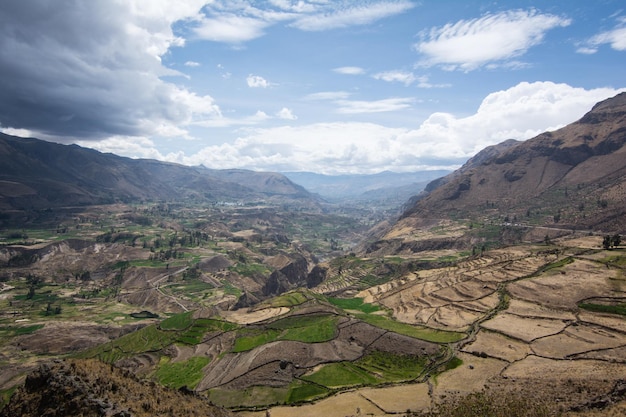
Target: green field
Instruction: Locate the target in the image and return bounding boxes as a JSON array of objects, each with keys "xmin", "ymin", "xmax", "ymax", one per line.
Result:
[
  {"xmin": 356, "ymin": 313, "xmax": 466, "ymax": 343},
  {"xmin": 154, "ymin": 356, "xmax": 211, "ymax": 389},
  {"xmin": 232, "ymin": 314, "xmax": 338, "ymax": 352}
]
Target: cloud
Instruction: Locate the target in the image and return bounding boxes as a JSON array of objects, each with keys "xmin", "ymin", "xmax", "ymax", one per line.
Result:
[
  {"xmin": 247, "ymin": 75, "xmax": 273, "ymax": 88},
  {"xmin": 276, "ymin": 108, "xmax": 297, "ymax": 120},
  {"xmin": 304, "ymin": 91, "xmax": 415, "ymax": 114},
  {"xmin": 336, "ymin": 98, "xmax": 415, "ymax": 114},
  {"xmin": 193, "ymin": 1, "xmax": 415, "ymax": 44},
  {"xmin": 372, "ymin": 70, "xmax": 417, "ymax": 86},
  {"xmin": 0, "ymin": 0, "xmax": 218, "ymax": 141},
  {"xmin": 165, "ymin": 82, "xmax": 624, "ymax": 174},
  {"xmin": 290, "ymin": 1, "xmax": 415, "ymax": 31},
  {"xmin": 333, "ymin": 66, "xmax": 366, "ymax": 75},
  {"xmin": 415, "ymin": 9, "xmax": 571, "ymax": 71},
  {"xmin": 193, "ymin": 14, "xmax": 274, "ymax": 43},
  {"xmin": 185, "ymin": 61, "xmax": 201, "ymax": 67},
  {"xmin": 304, "ymin": 91, "xmax": 352, "ymax": 101},
  {"xmin": 577, "ymin": 16, "xmax": 626, "ymax": 53}
]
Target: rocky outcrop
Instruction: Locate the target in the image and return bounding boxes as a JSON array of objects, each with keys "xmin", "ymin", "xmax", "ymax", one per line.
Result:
[{"xmin": 0, "ymin": 359, "xmax": 233, "ymax": 417}]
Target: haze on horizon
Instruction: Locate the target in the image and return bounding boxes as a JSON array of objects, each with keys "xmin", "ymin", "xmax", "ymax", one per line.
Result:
[{"xmin": 0, "ymin": 0, "xmax": 625, "ymax": 175}]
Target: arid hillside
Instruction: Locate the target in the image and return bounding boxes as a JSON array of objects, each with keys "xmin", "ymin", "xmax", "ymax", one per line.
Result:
[{"xmin": 402, "ymin": 92, "xmax": 626, "ymax": 233}]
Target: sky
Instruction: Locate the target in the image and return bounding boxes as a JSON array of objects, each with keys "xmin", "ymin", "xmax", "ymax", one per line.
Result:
[{"xmin": 0, "ymin": 1, "xmax": 625, "ymax": 175}]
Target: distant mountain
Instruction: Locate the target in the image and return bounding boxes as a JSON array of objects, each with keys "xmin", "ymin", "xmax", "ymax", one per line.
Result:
[
  {"xmin": 0, "ymin": 134, "xmax": 318, "ymax": 218},
  {"xmin": 365, "ymin": 92, "xmax": 626, "ymax": 254},
  {"xmin": 282, "ymin": 170, "xmax": 450, "ymax": 202}
]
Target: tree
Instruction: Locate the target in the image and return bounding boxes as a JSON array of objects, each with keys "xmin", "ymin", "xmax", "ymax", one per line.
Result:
[
  {"xmin": 612, "ymin": 234, "xmax": 621, "ymax": 247},
  {"xmin": 603, "ymin": 235, "xmax": 612, "ymax": 250}
]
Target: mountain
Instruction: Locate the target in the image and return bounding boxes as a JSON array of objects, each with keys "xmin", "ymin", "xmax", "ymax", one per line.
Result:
[
  {"xmin": 0, "ymin": 134, "xmax": 317, "ymax": 220},
  {"xmin": 282, "ymin": 170, "xmax": 450, "ymax": 201},
  {"xmin": 366, "ymin": 92, "xmax": 626, "ymax": 254}
]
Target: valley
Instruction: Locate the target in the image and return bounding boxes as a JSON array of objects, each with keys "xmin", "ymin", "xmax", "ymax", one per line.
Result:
[
  {"xmin": 1, "ymin": 93, "xmax": 626, "ymax": 416},
  {"xmin": 1, "ymin": 200, "xmax": 625, "ymax": 416}
]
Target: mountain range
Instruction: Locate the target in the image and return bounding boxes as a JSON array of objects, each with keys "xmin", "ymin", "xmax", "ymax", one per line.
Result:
[{"xmin": 0, "ymin": 133, "xmax": 316, "ymax": 223}]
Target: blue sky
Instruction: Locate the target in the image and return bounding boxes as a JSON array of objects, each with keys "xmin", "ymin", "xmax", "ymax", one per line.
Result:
[{"xmin": 0, "ymin": 1, "xmax": 625, "ymax": 174}]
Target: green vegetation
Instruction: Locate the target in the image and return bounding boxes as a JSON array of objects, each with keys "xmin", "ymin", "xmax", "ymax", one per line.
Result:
[
  {"xmin": 233, "ymin": 314, "xmax": 338, "ymax": 352},
  {"xmin": 286, "ymin": 380, "xmax": 329, "ymax": 404},
  {"xmin": 159, "ymin": 311, "xmax": 194, "ymax": 330},
  {"xmin": 356, "ymin": 350, "xmax": 427, "ymax": 382},
  {"xmin": 327, "ymin": 296, "xmax": 380, "ymax": 313},
  {"xmin": 539, "ymin": 256, "xmax": 574, "ymax": 273},
  {"xmin": 264, "ymin": 291, "xmax": 309, "ymax": 308},
  {"xmin": 357, "ymin": 313, "xmax": 465, "ymax": 343},
  {"xmin": 302, "ymin": 362, "xmax": 377, "ymax": 388},
  {"xmin": 579, "ymin": 301, "xmax": 626, "ymax": 316},
  {"xmin": 77, "ymin": 324, "xmax": 178, "ymax": 363},
  {"xmin": 302, "ymin": 350, "xmax": 428, "ymax": 390},
  {"xmin": 154, "ymin": 356, "xmax": 211, "ymax": 389},
  {"xmin": 232, "ymin": 328, "xmax": 282, "ymax": 352},
  {"xmin": 0, "ymin": 324, "xmax": 44, "ymax": 337}
]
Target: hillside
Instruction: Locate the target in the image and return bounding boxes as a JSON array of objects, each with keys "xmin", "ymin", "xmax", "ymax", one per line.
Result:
[
  {"xmin": 365, "ymin": 92, "xmax": 626, "ymax": 256},
  {"xmin": 0, "ymin": 133, "xmax": 317, "ymax": 222},
  {"xmin": 405, "ymin": 92, "xmax": 626, "ymax": 229},
  {"xmin": 0, "ymin": 359, "xmax": 233, "ymax": 417}
]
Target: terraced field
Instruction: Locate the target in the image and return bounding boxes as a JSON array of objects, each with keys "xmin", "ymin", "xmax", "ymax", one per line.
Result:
[{"xmin": 241, "ymin": 236, "xmax": 626, "ymax": 416}]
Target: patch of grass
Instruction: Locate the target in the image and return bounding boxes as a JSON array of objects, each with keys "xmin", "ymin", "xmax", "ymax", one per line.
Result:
[
  {"xmin": 286, "ymin": 380, "xmax": 329, "ymax": 404},
  {"xmin": 159, "ymin": 311, "xmax": 193, "ymax": 330},
  {"xmin": 176, "ymin": 318, "xmax": 239, "ymax": 345},
  {"xmin": 77, "ymin": 324, "xmax": 177, "ymax": 363},
  {"xmin": 0, "ymin": 386, "xmax": 17, "ymax": 409},
  {"xmin": 356, "ymin": 350, "xmax": 427, "ymax": 382},
  {"xmin": 540, "ymin": 256, "xmax": 574, "ymax": 273},
  {"xmin": 232, "ymin": 328, "xmax": 282, "ymax": 352},
  {"xmin": 443, "ymin": 356, "xmax": 463, "ymax": 371},
  {"xmin": 0, "ymin": 323, "xmax": 44, "ymax": 337},
  {"xmin": 327, "ymin": 296, "xmax": 380, "ymax": 313},
  {"xmin": 357, "ymin": 313, "xmax": 465, "ymax": 343},
  {"xmin": 154, "ymin": 356, "xmax": 211, "ymax": 389},
  {"xmin": 233, "ymin": 314, "xmax": 338, "ymax": 352},
  {"xmin": 278, "ymin": 315, "xmax": 338, "ymax": 343},
  {"xmin": 264, "ymin": 290, "xmax": 309, "ymax": 308},
  {"xmin": 302, "ymin": 362, "xmax": 377, "ymax": 388},
  {"xmin": 579, "ymin": 302, "xmax": 626, "ymax": 316}
]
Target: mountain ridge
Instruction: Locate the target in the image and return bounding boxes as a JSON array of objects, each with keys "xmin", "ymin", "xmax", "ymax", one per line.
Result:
[{"xmin": 0, "ymin": 133, "xmax": 319, "ymax": 222}]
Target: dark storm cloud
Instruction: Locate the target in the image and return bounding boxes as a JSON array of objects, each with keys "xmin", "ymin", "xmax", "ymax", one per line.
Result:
[{"xmin": 0, "ymin": 0, "xmax": 217, "ymax": 141}]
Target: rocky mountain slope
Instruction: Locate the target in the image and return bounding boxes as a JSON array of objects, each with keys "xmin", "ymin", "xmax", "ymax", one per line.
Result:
[
  {"xmin": 0, "ymin": 359, "xmax": 233, "ymax": 417},
  {"xmin": 405, "ymin": 92, "xmax": 626, "ymax": 230},
  {"xmin": 0, "ymin": 133, "xmax": 316, "ymax": 217},
  {"xmin": 365, "ymin": 93, "xmax": 626, "ymax": 256}
]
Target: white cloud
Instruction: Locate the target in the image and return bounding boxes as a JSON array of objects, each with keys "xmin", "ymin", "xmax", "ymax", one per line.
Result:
[
  {"xmin": 415, "ymin": 9, "xmax": 571, "ymax": 71},
  {"xmin": 578, "ymin": 16, "xmax": 626, "ymax": 53},
  {"xmin": 277, "ymin": 107, "xmax": 297, "ymax": 120},
  {"xmin": 193, "ymin": 14, "xmax": 274, "ymax": 43},
  {"xmin": 247, "ymin": 74, "xmax": 273, "ymax": 88},
  {"xmin": 196, "ymin": 110, "xmax": 270, "ymax": 128},
  {"xmin": 305, "ymin": 91, "xmax": 421, "ymax": 114},
  {"xmin": 333, "ymin": 66, "xmax": 366, "ymax": 75},
  {"xmin": 184, "ymin": 61, "xmax": 201, "ymax": 67},
  {"xmin": 372, "ymin": 70, "xmax": 417, "ymax": 86},
  {"xmin": 290, "ymin": 1, "xmax": 415, "ymax": 31},
  {"xmin": 304, "ymin": 91, "xmax": 352, "ymax": 100},
  {"xmin": 193, "ymin": 1, "xmax": 414, "ymax": 44},
  {"xmin": 336, "ymin": 98, "xmax": 415, "ymax": 114},
  {"xmin": 165, "ymin": 82, "xmax": 624, "ymax": 174}
]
